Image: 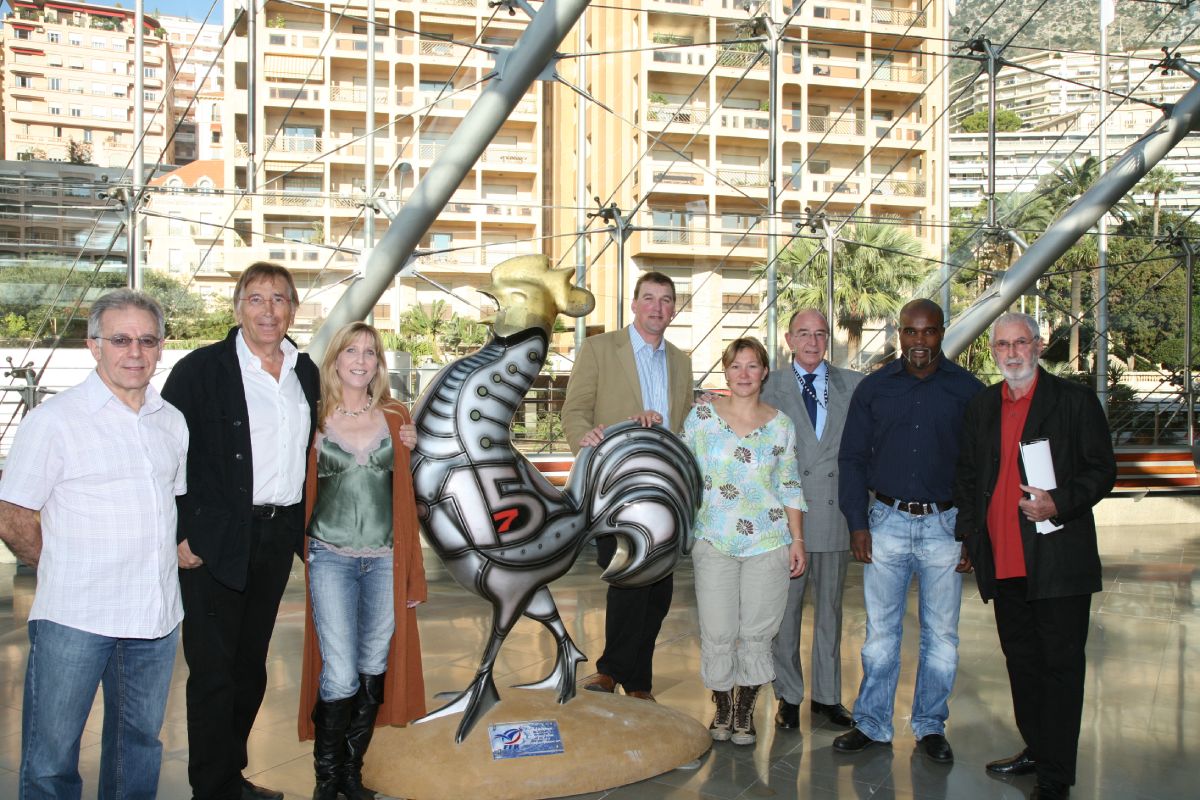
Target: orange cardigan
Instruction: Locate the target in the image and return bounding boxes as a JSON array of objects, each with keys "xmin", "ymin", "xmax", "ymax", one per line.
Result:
[{"xmin": 297, "ymin": 400, "xmax": 428, "ymax": 740}]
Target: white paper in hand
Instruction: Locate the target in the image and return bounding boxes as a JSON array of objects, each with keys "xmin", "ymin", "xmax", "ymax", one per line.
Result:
[{"xmin": 1018, "ymin": 438, "xmax": 1063, "ymax": 533}]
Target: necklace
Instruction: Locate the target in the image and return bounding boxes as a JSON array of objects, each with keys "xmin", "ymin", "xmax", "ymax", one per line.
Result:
[{"xmin": 336, "ymin": 393, "xmax": 372, "ymax": 417}]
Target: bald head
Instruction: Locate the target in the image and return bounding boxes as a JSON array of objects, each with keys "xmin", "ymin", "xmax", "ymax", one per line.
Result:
[{"xmin": 899, "ymin": 298, "xmax": 944, "ymax": 328}]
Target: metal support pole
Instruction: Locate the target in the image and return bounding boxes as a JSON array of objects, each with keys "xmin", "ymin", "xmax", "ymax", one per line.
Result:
[
  {"xmin": 762, "ymin": 17, "xmax": 780, "ymax": 367},
  {"xmin": 310, "ymin": 0, "xmax": 594, "ymax": 360},
  {"xmin": 574, "ymin": 12, "xmax": 588, "ymax": 352},
  {"xmin": 1180, "ymin": 237, "xmax": 1196, "ymax": 448},
  {"xmin": 363, "ymin": 0, "xmax": 377, "ymax": 324},
  {"xmin": 819, "ymin": 213, "xmax": 836, "ymax": 366},
  {"xmin": 983, "ymin": 40, "xmax": 1002, "ymax": 230},
  {"xmin": 943, "ymin": 59, "xmax": 1200, "ymax": 358},
  {"xmin": 1096, "ymin": 12, "xmax": 1109, "ymax": 413},
  {"xmin": 247, "ymin": 0, "xmax": 257, "ymax": 199},
  {"xmin": 131, "ymin": 0, "xmax": 144, "ymax": 288}
]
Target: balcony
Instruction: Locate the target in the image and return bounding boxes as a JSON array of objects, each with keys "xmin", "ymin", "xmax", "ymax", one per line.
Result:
[
  {"xmin": 872, "ymin": 64, "xmax": 928, "ymax": 85},
  {"xmin": 329, "ymin": 86, "xmax": 389, "ymax": 104},
  {"xmin": 261, "ymin": 192, "xmax": 325, "ymax": 208},
  {"xmin": 807, "ymin": 115, "xmax": 866, "ymax": 136},
  {"xmin": 870, "ymin": 6, "xmax": 928, "ymax": 27},
  {"xmin": 716, "ymin": 108, "xmax": 769, "ymax": 133},
  {"xmin": 647, "ymin": 103, "xmax": 706, "ymax": 126},
  {"xmin": 646, "ymin": 227, "xmax": 707, "ymax": 246},
  {"xmin": 871, "ymin": 177, "xmax": 926, "ymax": 198},
  {"xmin": 715, "ymin": 168, "xmax": 768, "ymax": 188},
  {"xmin": 715, "ymin": 46, "xmax": 767, "ymax": 71},
  {"xmin": 650, "ymin": 164, "xmax": 706, "ymax": 187},
  {"xmin": 479, "ymin": 146, "xmax": 536, "ymax": 166}
]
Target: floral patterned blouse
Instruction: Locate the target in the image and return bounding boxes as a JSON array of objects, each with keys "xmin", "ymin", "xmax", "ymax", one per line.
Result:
[{"xmin": 681, "ymin": 403, "xmax": 806, "ymax": 558}]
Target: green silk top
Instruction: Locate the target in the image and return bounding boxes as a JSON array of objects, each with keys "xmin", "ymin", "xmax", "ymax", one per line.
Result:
[{"xmin": 307, "ymin": 431, "xmax": 394, "ymax": 550}]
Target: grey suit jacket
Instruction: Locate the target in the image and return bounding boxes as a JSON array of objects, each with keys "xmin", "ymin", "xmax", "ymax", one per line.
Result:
[{"xmin": 761, "ymin": 362, "xmax": 863, "ymax": 553}]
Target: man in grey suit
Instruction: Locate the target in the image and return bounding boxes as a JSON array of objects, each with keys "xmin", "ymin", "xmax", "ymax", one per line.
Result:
[{"xmin": 765, "ymin": 309, "xmax": 864, "ymax": 730}]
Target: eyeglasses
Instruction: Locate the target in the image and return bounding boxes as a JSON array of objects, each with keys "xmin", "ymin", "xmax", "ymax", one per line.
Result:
[
  {"xmin": 240, "ymin": 294, "xmax": 292, "ymax": 308},
  {"xmin": 791, "ymin": 330, "xmax": 829, "ymax": 341},
  {"xmin": 993, "ymin": 338, "xmax": 1036, "ymax": 351},
  {"xmin": 93, "ymin": 334, "xmax": 163, "ymax": 349}
]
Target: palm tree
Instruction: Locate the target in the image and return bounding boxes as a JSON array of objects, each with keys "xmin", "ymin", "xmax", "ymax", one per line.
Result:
[
  {"xmin": 775, "ymin": 221, "xmax": 928, "ymax": 364},
  {"xmin": 1135, "ymin": 166, "xmax": 1181, "ymax": 237},
  {"xmin": 399, "ymin": 299, "xmax": 453, "ymax": 362}
]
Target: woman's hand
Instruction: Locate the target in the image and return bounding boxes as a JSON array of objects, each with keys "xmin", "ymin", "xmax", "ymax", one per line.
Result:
[
  {"xmin": 398, "ymin": 423, "xmax": 417, "ymax": 450},
  {"xmin": 789, "ymin": 540, "xmax": 807, "ymax": 577},
  {"xmin": 406, "ymin": 599, "xmax": 423, "ymax": 609}
]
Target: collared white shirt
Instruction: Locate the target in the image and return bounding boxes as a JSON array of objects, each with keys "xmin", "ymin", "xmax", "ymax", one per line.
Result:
[
  {"xmin": 236, "ymin": 331, "xmax": 310, "ymax": 506},
  {"xmin": 794, "ymin": 359, "xmax": 829, "ymax": 440},
  {"xmin": 629, "ymin": 324, "xmax": 670, "ymax": 422},
  {"xmin": 0, "ymin": 370, "xmax": 188, "ymax": 639}
]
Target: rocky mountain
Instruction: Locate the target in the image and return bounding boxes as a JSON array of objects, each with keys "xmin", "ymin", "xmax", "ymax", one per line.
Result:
[{"xmin": 949, "ymin": 0, "xmax": 1200, "ymax": 77}]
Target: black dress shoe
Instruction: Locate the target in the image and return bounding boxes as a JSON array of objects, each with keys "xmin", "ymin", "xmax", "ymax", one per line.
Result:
[
  {"xmin": 810, "ymin": 700, "xmax": 854, "ymax": 728},
  {"xmin": 1030, "ymin": 780, "xmax": 1070, "ymax": 799},
  {"xmin": 833, "ymin": 727, "xmax": 886, "ymax": 753},
  {"xmin": 241, "ymin": 779, "xmax": 284, "ymax": 800},
  {"xmin": 987, "ymin": 748, "xmax": 1037, "ymax": 775},
  {"xmin": 775, "ymin": 700, "xmax": 800, "ymax": 729},
  {"xmin": 917, "ymin": 733, "xmax": 954, "ymax": 763}
]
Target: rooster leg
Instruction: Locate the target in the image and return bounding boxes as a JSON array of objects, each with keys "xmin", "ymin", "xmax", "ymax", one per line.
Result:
[
  {"xmin": 510, "ymin": 586, "xmax": 587, "ymax": 704},
  {"xmin": 414, "ymin": 605, "xmax": 514, "ymax": 743}
]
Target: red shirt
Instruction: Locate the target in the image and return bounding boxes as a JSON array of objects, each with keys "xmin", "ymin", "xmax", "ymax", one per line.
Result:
[{"xmin": 985, "ymin": 372, "xmax": 1038, "ymax": 579}]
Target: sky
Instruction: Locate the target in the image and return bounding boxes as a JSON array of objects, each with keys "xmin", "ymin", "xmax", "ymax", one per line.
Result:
[{"xmin": 116, "ymin": 0, "xmax": 224, "ymax": 23}]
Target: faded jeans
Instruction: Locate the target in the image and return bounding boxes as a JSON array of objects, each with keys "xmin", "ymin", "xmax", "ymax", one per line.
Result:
[{"xmin": 851, "ymin": 499, "xmax": 962, "ymax": 741}]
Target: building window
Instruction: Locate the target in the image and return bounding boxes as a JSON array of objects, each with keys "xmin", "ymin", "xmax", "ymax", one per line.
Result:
[
  {"xmin": 49, "ymin": 31, "xmax": 60, "ymax": 43},
  {"xmin": 69, "ymin": 58, "xmax": 84, "ymax": 70},
  {"xmin": 93, "ymin": 107, "xmax": 108, "ymax": 119},
  {"xmin": 48, "ymin": 77, "xmax": 61, "ymax": 91},
  {"xmin": 92, "ymin": 37, "xmax": 105, "ymax": 49},
  {"xmin": 69, "ymin": 34, "xmax": 82, "ymax": 47},
  {"xmin": 92, "ymin": 60, "xmax": 107, "ymax": 73},
  {"xmin": 144, "ymin": 67, "xmax": 158, "ymax": 79},
  {"xmin": 722, "ymin": 293, "xmax": 761, "ymax": 313},
  {"xmin": 144, "ymin": 91, "xmax": 156, "ymax": 102},
  {"xmin": 14, "ymin": 28, "xmax": 30, "ymax": 40},
  {"xmin": 15, "ymin": 99, "xmax": 33, "ymax": 112},
  {"xmin": 70, "ymin": 106, "xmax": 83, "ymax": 117},
  {"xmin": 83, "ymin": 130, "xmax": 92, "ymax": 143},
  {"xmin": 49, "ymin": 105, "xmax": 62, "ymax": 116},
  {"xmin": 15, "ymin": 75, "xmax": 34, "ymax": 89}
]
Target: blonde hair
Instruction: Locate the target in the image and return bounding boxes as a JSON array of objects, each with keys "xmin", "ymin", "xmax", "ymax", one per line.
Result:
[{"xmin": 317, "ymin": 322, "xmax": 394, "ymax": 431}]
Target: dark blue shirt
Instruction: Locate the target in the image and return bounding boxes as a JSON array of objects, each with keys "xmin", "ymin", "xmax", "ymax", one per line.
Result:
[{"xmin": 838, "ymin": 355, "xmax": 983, "ymax": 532}]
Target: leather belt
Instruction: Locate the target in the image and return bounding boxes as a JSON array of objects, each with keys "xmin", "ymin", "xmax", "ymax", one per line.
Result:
[
  {"xmin": 251, "ymin": 503, "xmax": 296, "ymax": 520},
  {"xmin": 874, "ymin": 492, "xmax": 953, "ymax": 516}
]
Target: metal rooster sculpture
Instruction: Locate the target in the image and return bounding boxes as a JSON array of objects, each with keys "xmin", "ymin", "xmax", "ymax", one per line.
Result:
[{"xmin": 409, "ymin": 255, "xmax": 702, "ymax": 743}]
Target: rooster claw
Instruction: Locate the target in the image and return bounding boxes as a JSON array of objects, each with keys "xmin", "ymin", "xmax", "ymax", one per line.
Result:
[
  {"xmin": 511, "ymin": 637, "xmax": 587, "ymax": 704},
  {"xmin": 414, "ymin": 672, "xmax": 501, "ymax": 744}
]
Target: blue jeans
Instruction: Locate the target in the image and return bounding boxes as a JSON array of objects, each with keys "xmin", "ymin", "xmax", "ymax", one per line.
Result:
[
  {"xmin": 21, "ymin": 619, "xmax": 179, "ymax": 800},
  {"xmin": 852, "ymin": 500, "xmax": 962, "ymax": 741},
  {"xmin": 308, "ymin": 539, "xmax": 395, "ymax": 701}
]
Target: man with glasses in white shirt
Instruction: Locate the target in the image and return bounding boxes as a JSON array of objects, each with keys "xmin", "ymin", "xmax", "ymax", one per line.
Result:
[
  {"xmin": 163, "ymin": 262, "xmax": 319, "ymax": 800},
  {"xmin": 0, "ymin": 289, "xmax": 188, "ymax": 799}
]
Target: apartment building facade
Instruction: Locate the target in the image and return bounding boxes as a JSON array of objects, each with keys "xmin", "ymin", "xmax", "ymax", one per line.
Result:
[
  {"xmin": 159, "ymin": 14, "xmax": 224, "ymax": 165},
  {"xmin": 1, "ymin": 0, "xmax": 176, "ymax": 168},
  {"xmin": 548, "ymin": 0, "xmax": 946, "ymax": 372},
  {"xmin": 220, "ymin": 0, "xmax": 543, "ymax": 336},
  {"xmin": 948, "ymin": 45, "xmax": 1200, "ymax": 212}
]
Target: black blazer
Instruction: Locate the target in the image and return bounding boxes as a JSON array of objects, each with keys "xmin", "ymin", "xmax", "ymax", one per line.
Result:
[
  {"xmin": 953, "ymin": 368, "xmax": 1115, "ymax": 602},
  {"xmin": 162, "ymin": 327, "xmax": 319, "ymax": 591}
]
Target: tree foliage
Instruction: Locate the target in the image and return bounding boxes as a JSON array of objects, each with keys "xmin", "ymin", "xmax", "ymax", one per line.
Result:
[
  {"xmin": 959, "ymin": 108, "xmax": 1023, "ymax": 132},
  {"xmin": 774, "ymin": 221, "xmax": 929, "ymax": 364}
]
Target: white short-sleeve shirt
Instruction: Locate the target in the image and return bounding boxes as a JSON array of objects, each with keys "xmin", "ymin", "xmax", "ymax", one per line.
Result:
[{"xmin": 0, "ymin": 370, "xmax": 188, "ymax": 639}]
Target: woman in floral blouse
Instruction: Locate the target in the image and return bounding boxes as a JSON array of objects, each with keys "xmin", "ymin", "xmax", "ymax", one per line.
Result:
[{"xmin": 682, "ymin": 336, "xmax": 807, "ymax": 746}]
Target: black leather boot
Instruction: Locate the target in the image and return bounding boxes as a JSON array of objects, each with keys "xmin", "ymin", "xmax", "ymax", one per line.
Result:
[
  {"xmin": 339, "ymin": 673, "xmax": 385, "ymax": 800},
  {"xmin": 311, "ymin": 697, "xmax": 354, "ymax": 800}
]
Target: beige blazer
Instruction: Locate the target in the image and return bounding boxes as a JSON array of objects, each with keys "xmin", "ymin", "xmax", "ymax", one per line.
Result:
[{"xmin": 561, "ymin": 328, "xmax": 694, "ymax": 455}]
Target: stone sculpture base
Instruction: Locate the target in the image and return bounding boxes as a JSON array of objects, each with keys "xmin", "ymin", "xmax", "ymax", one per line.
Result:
[{"xmin": 363, "ymin": 691, "xmax": 711, "ymax": 800}]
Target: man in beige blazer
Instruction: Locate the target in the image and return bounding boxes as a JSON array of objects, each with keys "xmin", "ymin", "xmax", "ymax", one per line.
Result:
[{"xmin": 561, "ymin": 271, "xmax": 694, "ymax": 700}]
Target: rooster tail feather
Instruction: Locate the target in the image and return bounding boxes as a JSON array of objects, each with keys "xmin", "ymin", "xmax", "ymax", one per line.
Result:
[{"xmin": 564, "ymin": 421, "xmax": 702, "ymax": 588}]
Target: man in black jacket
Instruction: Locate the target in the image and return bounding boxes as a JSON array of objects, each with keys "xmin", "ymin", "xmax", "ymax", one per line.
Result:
[
  {"xmin": 954, "ymin": 312, "xmax": 1115, "ymax": 800},
  {"xmin": 163, "ymin": 262, "xmax": 319, "ymax": 800}
]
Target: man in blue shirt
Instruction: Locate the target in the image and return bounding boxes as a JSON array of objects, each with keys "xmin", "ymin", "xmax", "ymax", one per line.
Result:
[{"xmin": 834, "ymin": 299, "xmax": 982, "ymax": 763}]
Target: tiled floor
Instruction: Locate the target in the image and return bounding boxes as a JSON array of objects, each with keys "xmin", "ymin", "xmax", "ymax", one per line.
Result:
[{"xmin": 1, "ymin": 520, "xmax": 1197, "ymax": 799}]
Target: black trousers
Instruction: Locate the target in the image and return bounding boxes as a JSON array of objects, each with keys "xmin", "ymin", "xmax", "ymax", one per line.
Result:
[
  {"xmin": 993, "ymin": 577, "xmax": 1092, "ymax": 787},
  {"xmin": 594, "ymin": 535, "xmax": 674, "ymax": 693},
  {"xmin": 179, "ymin": 511, "xmax": 299, "ymax": 800}
]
